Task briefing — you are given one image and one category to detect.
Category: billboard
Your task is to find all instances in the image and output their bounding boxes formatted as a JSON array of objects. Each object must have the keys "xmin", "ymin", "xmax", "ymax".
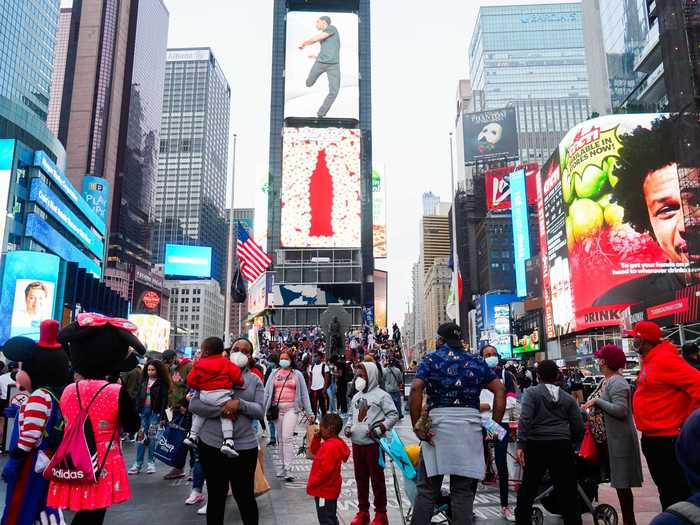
[
  {"xmin": 0, "ymin": 140, "xmax": 15, "ymax": 258},
  {"xmin": 82, "ymin": 176, "xmax": 110, "ymax": 224},
  {"xmin": 374, "ymin": 270, "xmax": 387, "ymax": 329},
  {"xmin": 462, "ymin": 108, "xmax": 519, "ymax": 165},
  {"xmin": 0, "ymin": 251, "xmax": 60, "ymax": 343},
  {"xmin": 131, "ymin": 266, "xmax": 165, "ymax": 316},
  {"xmin": 492, "ymin": 304, "xmax": 512, "ymax": 358},
  {"xmin": 538, "ymin": 114, "xmax": 700, "ymax": 336},
  {"xmin": 285, "ymin": 11, "xmax": 358, "ymax": 119},
  {"xmin": 372, "ymin": 168, "xmax": 387, "ymax": 258},
  {"xmin": 511, "ymin": 168, "xmax": 531, "ymax": 298},
  {"xmin": 281, "ymin": 127, "xmax": 361, "ymax": 248},
  {"xmin": 485, "ymin": 163, "xmax": 539, "ymax": 211},
  {"xmin": 129, "ymin": 314, "xmax": 171, "ymax": 353},
  {"xmin": 164, "ymin": 244, "xmax": 212, "ymax": 278},
  {"xmin": 248, "ymin": 272, "xmax": 273, "ymax": 318}
]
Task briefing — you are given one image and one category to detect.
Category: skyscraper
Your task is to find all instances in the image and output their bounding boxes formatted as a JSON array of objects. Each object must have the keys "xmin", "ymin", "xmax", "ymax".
[
  {"xmin": 152, "ymin": 48, "xmax": 230, "ymax": 287},
  {"xmin": 47, "ymin": 7, "xmax": 71, "ymax": 137}
]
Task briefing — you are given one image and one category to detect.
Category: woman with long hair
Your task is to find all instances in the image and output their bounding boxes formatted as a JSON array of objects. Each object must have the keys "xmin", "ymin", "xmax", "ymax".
[
  {"xmin": 129, "ymin": 359, "xmax": 172, "ymax": 474},
  {"xmin": 263, "ymin": 351, "xmax": 313, "ymax": 481}
]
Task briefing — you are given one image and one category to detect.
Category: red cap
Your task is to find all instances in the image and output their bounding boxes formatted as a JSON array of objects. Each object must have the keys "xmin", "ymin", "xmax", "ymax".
[
  {"xmin": 37, "ymin": 320, "xmax": 63, "ymax": 349},
  {"xmin": 623, "ymin": 320, "xmax": 662, "ymax": 344},
  {"xmin": 593, "ymin": 344, "xmax": 626, "ymax": 371}
]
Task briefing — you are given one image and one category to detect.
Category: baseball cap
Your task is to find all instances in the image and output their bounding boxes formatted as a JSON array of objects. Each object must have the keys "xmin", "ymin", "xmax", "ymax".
[
  {"xmin": 593, "ymin": 344, "xmax": 626, "ymax": 371},
  {"xmin": 623, "ymin": 321, "xmax": 662, "ymax": 344},
  {"xmin": 437, "ymin": 322, "xmax": 462, "ymax": 344}
]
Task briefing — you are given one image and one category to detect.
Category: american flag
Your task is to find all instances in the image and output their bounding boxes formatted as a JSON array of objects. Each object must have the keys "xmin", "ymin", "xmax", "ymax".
[{"xmin": 236, "ymin": 222, "xmax": 271, "ymax": 283}]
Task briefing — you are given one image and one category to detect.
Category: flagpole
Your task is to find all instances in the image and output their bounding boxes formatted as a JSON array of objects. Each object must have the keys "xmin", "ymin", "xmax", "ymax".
[
  {"xmin": 449, "ymin": 132, "xmax": 460, "ymax": 328},
  {"xmin": 224, "ymin": 133, "xmax": 238, "ymax": 347}
]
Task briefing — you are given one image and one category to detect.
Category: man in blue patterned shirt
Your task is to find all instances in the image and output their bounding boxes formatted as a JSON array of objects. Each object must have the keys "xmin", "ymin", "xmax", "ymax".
[{"xmin": 409, "ymin": 322, "xmax": 505, "ymax": 525}]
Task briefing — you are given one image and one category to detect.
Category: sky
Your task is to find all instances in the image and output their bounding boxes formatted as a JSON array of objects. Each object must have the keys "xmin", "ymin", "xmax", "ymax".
[{"xmin": 62, "ymin": 0, "xmax": 571, "ymax": 327}]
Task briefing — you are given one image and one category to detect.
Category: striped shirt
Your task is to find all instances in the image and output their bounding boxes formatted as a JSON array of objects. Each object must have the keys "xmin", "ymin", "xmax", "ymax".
[{"xmin": 17, "ymin": 389, "xmax": 53, "ymax": 451}]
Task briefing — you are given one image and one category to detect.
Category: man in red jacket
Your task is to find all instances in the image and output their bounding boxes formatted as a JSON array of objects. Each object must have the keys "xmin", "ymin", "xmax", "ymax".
[
  {"xmin": 627, "ymin": 321, "xmax": 700, "ymax": 509},
  {"xmin": 307, "ymin": 413, "xmax": 350, "ymax": 525}
]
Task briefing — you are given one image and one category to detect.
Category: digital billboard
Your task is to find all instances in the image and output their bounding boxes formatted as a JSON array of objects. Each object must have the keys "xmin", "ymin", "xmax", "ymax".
[
  {"xmin": 537, "ymin": 114, "xmax": 700, "ymax": 336},
  {"xmin": 285, "ymin": 11, "xmax": 358, "ymax": 119},
  {"xmin": 248, "ymin": 271, "xmax": 273, "ymax": 318},
  {"xmin": 492, "ymin": 304, "xmax": 512, "ymax": 358},
  {"xmin": 510, "ymin": 168, "xmax": 531, "ymax": 298},
  {"xmin": 374, "ymin": 270, "xmax": 387, "ymax": 329},
  {"xmin": 164, "ymin": 244, "xmax": 212, "ymax": 278},
  {"xmin": 372, "ymin": 168, "xmax": 387, "ymax": 258},
  {"xmin": 281, "ymin": 127, "xmax": 361, "ymax": 248},
  {"xmin": 132, "ymin": 266, "xmax": 165, "ymax": 316},
  {"xmin": 129, "ymin": 314, "xmax": 171, "ymax": 353},
  {"xmin": 82, "ymin": 176, "xmax": 110, "ymax": 223},
  {"xmin": 484, "ymin": 163, "xmax": 539, "ymax": 211},
  {"xmin": 462, "ymin": 108, "xmax": 519, "ymax": 166},
  {"xmin": 0, "ymin": 140, "xmax": 15, "ymax": 258},
  {"xmin": 0, "ymin": 251, "xmax": 60, "ymax": 343}
]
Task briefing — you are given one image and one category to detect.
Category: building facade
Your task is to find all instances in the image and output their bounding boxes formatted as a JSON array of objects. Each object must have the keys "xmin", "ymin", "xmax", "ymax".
[
  {"xmin": 424, "ymin": 257, "xmax": 451, "ymax": 351},
  {"xmin": 411, "ymin": 261, "xmax": 424, "ymax": 350},
  {"xmin": 152, "ymin": 48, "xmax": 230, "ymax": 288},
  {"xmin": 47, "ymin": 7, "xmax": 71, "ymax": 136},
  {"xmin": 165, "ymin": 278, "xmax": 225, "ymax": 350},
  {"xmin": 420, "ymin": 213, "xmax": 451, "ymax": 278}
]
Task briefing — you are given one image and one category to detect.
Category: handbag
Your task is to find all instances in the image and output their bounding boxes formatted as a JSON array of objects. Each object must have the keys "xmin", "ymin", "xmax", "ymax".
[
  {"xmin": 305, "ymin": 423, "xmax": 319, "ymax": 459},
  {"xmin": 154, "ymin": 420, "xmax": 188, "ymax": 467},
  {"xmin": 587, "ymin": 380, "xmax": 607, "ymax": 444},
  {"xmin": 579, "ymin": 423, "xmax": 600, "ymax": 465},
  {"xmin": 254, "ymin": 456, "xmax": 271, "ymax": 497},
  {"xmin": 267, "ymin": 370, "xmax": 291, "ymax": 421}
]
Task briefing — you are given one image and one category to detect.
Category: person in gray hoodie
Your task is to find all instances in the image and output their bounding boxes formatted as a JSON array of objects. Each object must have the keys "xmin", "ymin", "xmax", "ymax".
[
  {"xmin": 514, "ymin": 360, "xmax": 585, "ymax": 525},
  {"xmin": 343, "ymin": 361, "xmax": 399, "ymax": 525}
]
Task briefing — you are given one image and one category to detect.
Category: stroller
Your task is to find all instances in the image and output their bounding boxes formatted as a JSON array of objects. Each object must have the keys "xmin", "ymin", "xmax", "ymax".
[{"xmin": 530, "ymin": 456, "xmax": 618, "ymax": 525}]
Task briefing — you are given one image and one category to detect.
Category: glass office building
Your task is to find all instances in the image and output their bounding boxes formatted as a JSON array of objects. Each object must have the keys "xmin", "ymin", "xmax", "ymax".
[{"xmin": 152, "ymin": 48, "xmax": 230, "ymax": 288}]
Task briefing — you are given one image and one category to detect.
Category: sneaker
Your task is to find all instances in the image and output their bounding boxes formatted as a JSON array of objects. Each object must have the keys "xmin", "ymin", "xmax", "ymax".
[
  {"xmin": 185, "ymin": 491, "xmax": 205, "ymax": 505},
  {"xmin": 128, "ymin": 464, "xmax": 141, "ymax": 475},
  {"xmin": 349, "ymin": 512, "xmax": 371, "ymax": 525},
  {"xmin": 267, "ymin": 439, "xmax": 277, "ymax": 447},
  {"xmin": 220, "ymin": 439, "xmax": 239, "ymax": 458},
  {"xmin": 163, "ymin": 468, "xmax": 185, "ymax": 480},
  {"xmin": 276, "ymin": 467, "xmax": 286, "ymax": 479},
  {"xmin": 501, "ymin": 507, "xmax": 516, "ymax": 522},
  {"xmin": 146, "ymin": 463, "xmax": 156, "ymax": 474},
  {"xmin": 370, "ymin": 512, "xmax": 388, "ymax": 525},
  {"xmin": 284, "ymin": 474, "xmax": 295, "ymax": 482},
  {"xmin": 197, "ymin": 503, "xmax": 207, "ymax": 515},
  {"xmin": 183, "ymin": 432, "xmax": 199, "ymax": 448}
]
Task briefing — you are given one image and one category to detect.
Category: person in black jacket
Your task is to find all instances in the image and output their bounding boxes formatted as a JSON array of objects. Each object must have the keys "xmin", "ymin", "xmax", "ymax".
[{"xmin": 129, "ymin": 359, "xmax": 172, "ymax": 474}]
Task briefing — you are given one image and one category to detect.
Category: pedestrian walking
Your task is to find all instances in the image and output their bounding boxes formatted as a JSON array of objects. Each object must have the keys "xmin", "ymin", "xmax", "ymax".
[
  {"xmin": 162, "ymin": 349, "xmax": 193, "ymax": 480},
  {"xmin": 263, "ymin": 351, "xmax": 313, "ymax": 481},
  {"xmin": 514, "ymin": 360, "xmax": 585, "ymax": 525},
  {"xmin": 188, "ymin": 355, "xmax": 265, "ymax": 525},
  {"xmin": 309, "ymin": 352, "xmax": 331, "ymax": 418},
  {"xmin": 627, "ymin": 321, "xmax": 700, "ymax": 509},
  {"xmin": 307, "ymin": 413, "xmax": 351, "ymax": 525},
  {"xmin": 129, "ymin": 360, "xmax": 171, "ymax": 474},
  {"xmin": 383, "ymin": 358, "xmax": 404, "ymax": 419},
  {"xmin": 344, "ymin": 361, "xmax": 399, "ymax": 525},
  {"xmin": 582, "ymin": 344, "xmax": 643, "ymax": 525},
  {"xmin": 409, "ymin": 322, "xmax": 505, "ymax": 525}
]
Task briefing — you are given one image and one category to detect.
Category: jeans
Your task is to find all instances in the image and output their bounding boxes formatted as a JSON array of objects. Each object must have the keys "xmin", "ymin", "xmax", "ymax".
[
  {"xmin": 492, "ymin": 424, "xmax": 510, "ymax": 508},
  {"xmin": 327, "ymin": 381, "xmax": 337, "ymax": 413},
  {"xmin": 171, "ymin": 411, "xmax": 192, "ymax": 470},
  {"xmin": 268, "ymin": 420, "xmax": 277, "ymax": 443},
  {"xmin": 641, "ymin": 435, "xmax": 691, "ymax": 509},
  {"xmin": 352, "ymin": 442, "xmax": 387, "ymax": 513},
  {"xmin": 305, "ymin": 61, "xmax": 340, "ymax": 117},
  {"xmin": 515, "ymin": 440, "xmax": 581, "ymax": 525},
  {"xmin": 198, "ymin": 443, "xmax": 258, "ymax": 525},
  {"xmin": 389, "ymin": 391, "xmax": 403, "ymax": 419},
  {"xmin": 315, "ymin": 497, "xmax": 339, "ymax": 525},
  {"xmin": 410, "ymin": 456, "xmax": 476, "ymax": 525},
  {"xmin": 192, "ymin": 448, "xmax": 205, "ymax": 491},
  {"xmin": 135, "ymin": 407, "xmax": 160, "ymax": 467}
]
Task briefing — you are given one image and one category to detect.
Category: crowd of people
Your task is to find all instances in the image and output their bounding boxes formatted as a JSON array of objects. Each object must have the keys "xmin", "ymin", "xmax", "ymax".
[{"xmin": 2, "ymin": 315, "xmax": 700, "ymax": 525}]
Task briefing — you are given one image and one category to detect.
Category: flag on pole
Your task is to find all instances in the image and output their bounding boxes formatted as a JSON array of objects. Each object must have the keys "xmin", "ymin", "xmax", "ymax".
[
  {"xmin": 446, "ymin": 255, "xmax": 462, "ymax": 321},
  {"xmin": 236, "ymin": 222, "xmax": 271, "ymax": 283}
]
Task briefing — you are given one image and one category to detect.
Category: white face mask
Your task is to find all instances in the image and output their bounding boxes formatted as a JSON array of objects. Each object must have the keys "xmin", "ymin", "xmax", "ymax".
[
  {"xmin": 355, "ymin": 377, "xmax": 367, "ymax": 393},
  {"xmin": 231, "ymin": 351, "xmax": 249, "ymax": 368}
]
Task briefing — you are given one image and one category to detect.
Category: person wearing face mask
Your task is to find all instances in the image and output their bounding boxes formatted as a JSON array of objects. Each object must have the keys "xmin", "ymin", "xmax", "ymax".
[
  {"xmin": 626, "ymin": 321, "xmax": 700, "ymax": 510},
  {"xmin": 478, "ymin": 345, "xmax": 518, "ymax": 521},
  {"xmin": 309, "ymin": 351, "xmax": 331, "ymax": 418},
  {"xmin": 581, "ymin": 344, "xmax": 642, "ymax": 525},
  {"xmin": 263, "ymin": 351, "xmax": 313, "ymax": 481}
]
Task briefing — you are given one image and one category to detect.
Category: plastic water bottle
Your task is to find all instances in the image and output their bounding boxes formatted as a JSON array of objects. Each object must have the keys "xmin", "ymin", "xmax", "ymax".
[{"xmin": 482, "ymin": 417, "xmax": 508, "ymax": 441}]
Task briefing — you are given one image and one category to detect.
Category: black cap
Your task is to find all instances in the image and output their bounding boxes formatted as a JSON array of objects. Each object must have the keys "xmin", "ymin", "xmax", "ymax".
[
  {"xmin": 162, "ymin": 350, "xmax": 177, "ymax": 362},
  {"xmin": 437, "ymin": 322, "xmax": 461, "ymax": 345}
]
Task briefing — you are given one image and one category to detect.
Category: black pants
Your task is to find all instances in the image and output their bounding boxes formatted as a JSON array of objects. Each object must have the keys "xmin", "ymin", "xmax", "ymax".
[
  {"xmin": 515, "ymin": 440, "xmax": 582, "ymax": 525},
  {"xmin": 310, "ymin": 389, "xmax": 327, "ymax": 417},
  {"xmin": 198, "ymin": 442, "xmax": 259, "ymax": 525},
  {"xmin": 314, "ymin": 497, "xmax": 339, "ymax": 525},
  {"xmin": 336, "ymin": 384, "xmax": 348, "ymax": 413},
  {"xmin": 72, "ymin": 509, "xmax": 107, "ymax": 525},
  {"xmin": 641, "ymin": 435, "xmax": 691, "ymax": 510}
]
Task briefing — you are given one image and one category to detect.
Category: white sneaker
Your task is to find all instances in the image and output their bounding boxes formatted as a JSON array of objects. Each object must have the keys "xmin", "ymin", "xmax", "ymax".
[
  {"xmin": 183, "ymin": 432, "xmax": 199, "ymax": 448},
  {"xmin": 128, "ymin": 464, "xmax": 140, "ymax": 475},
  {"xmin": 197, "ymin": 503, "xmax": 207, "ymax": 515},
  {"xmin": 276, "ymin": 466, "xmax": 286, "ymax": 478},
  {"xmin": 185, "ymin": 491, "xmax": 205, "ymax": 505},
  {"xmin": 501, "ymin": 507, "xmax": 516, "ymax": 522},
  {"xmin": 220, "ymin": 439, "xmax": 239, "ymax": 458},
  {"xmin": 146, "ymin": 463, "xmax": 156, "ymax": 474}
]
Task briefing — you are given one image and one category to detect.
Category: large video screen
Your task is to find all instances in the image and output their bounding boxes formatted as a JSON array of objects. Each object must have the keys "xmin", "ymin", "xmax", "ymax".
[
  {"xmin": 281, "ymin": 127, "xmax": 361, "ymax": 248},
  {"xmin": 538, "ymin": 114, "xmax": 700, "ymax": 335},
  {"xmin": 372, "ymin": 168, "xmax": 387, "ymax": 258},
  {"xmin": 285, "ymin": 11, "xmax": 358, "ymax": 119},
  {"xmin": 129, "ymin": 314, "xmax": 171, "ymax": 353},
  {"xmin": 164, "ymin": 244, "xmax": 212, "ymax": 278}
]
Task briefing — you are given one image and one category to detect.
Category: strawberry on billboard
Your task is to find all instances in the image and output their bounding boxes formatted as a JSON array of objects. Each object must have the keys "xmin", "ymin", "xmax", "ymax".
[
  {"xmin": 485, "ymin": 163, "xmax": 539, "ymax": 211},
  {"xmin": 538, "ymin": 114, "xmax": 700, "ymax": 336}
]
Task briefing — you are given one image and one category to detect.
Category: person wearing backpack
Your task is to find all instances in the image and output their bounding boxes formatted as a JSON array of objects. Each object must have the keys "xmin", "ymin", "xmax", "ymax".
[
  {"xmin": 48, "ymin": 314, "xmax": 143, "ymax": 525},
  {"xmin": 650, "ymin": 408, "xmax": 700, "ymax": 525},
  {"xmin": 1, "ymin": 321, "xmax": 71, "ymax": 525}
]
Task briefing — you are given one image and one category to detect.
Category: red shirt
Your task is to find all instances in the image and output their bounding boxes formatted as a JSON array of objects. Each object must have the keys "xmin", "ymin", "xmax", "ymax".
[
  {"xmin": 187, "ymin": 354, "xmax": 243, "ymax": 391},
  {"xmin": 633, "ymin": 340, "xmax": 700, "ymax": 436},
  {"xmin": 250, "ymin": 366, "xmax": 264, "ymax": 381},
  {"xmin": 306, "ymin": 435, "xmax": 350, "ymax": 500}
]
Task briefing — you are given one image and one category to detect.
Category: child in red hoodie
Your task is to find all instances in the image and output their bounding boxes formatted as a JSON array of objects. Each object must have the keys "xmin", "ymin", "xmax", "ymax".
[
  {"xmin": 184, "ymin": 337, "xmax": 243, "ymax": 457},
  {"xmin": 307, "ymin": 413, "xmax": 351, "ymax": 525}
]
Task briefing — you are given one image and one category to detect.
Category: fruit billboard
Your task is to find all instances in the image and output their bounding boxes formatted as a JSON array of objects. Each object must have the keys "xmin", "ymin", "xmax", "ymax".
[{"xmin": 538, "ymin": 114, "xmax": 700, "ymax": 336}]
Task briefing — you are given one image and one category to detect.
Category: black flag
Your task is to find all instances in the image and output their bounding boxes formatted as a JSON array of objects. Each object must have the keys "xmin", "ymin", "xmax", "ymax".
[{"xmin": 231, "ymin": 267, "xmax": 247, "ymax": 303}]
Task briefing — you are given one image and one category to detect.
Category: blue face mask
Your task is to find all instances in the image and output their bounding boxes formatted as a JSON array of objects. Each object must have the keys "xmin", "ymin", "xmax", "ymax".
[{"xmin": 485, "ymin": 356, "xmax": 499, "ymax": 368}]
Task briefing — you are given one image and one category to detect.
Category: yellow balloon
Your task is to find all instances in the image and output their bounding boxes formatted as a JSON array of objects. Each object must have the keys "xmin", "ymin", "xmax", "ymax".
[{"xmin": 405, "ymin": 443, "xmax": 421, "ymax": 466}]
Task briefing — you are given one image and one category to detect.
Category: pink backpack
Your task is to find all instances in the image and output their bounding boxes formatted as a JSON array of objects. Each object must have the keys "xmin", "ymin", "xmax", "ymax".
[{"xmin": 44, "ymin": 381, "xmax": 117, "ymax": 484}]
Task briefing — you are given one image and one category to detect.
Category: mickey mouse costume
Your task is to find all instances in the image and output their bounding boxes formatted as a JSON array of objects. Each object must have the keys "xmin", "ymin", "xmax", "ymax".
[{"xmin": 1, "ymin": 319, "xmax": 71, "ymax": 525}]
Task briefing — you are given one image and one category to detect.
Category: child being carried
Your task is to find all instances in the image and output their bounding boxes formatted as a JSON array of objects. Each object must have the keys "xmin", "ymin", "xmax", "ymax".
[{"xmin": 185, "ymin": 337, "xmax": 244, "ymax": 458}]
